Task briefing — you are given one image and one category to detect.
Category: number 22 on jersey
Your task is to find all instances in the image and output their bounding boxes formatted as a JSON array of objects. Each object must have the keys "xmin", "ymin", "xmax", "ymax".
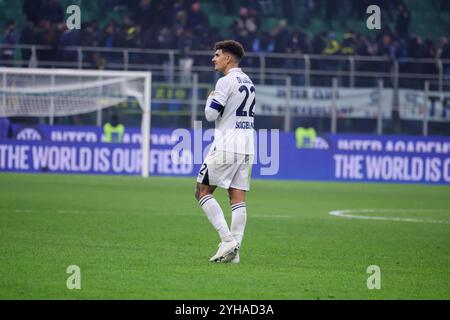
[{"xmin": 236, "ymin": 85, "xmax": 255, "ymax": 117}]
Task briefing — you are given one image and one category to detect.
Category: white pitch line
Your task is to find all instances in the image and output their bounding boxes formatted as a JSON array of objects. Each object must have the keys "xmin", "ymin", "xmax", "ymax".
[{"xmin": 329, "ymin": 209, "xmax": 450, "ymax": 224}]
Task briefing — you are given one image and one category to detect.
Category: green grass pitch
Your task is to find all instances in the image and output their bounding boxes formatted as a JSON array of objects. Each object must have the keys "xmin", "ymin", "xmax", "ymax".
[{"xmin": 0, "ymin": 173, "xmax": 449, "ymax": 299}]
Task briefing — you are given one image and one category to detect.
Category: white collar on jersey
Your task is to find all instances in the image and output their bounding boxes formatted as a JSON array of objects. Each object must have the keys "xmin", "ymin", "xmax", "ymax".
[{"xmin": 226, "ymin": 67, "xmax": 242, "ymax": 74}]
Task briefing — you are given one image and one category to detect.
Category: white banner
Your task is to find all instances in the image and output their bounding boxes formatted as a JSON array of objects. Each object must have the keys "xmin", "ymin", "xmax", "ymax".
[
  {"xmin": 399, "ymin": 89, "xmax": 450, "ymax": 122},
  {"xmin": 257, "ymin": 86, "xmax": 393, "ymax": 118}
]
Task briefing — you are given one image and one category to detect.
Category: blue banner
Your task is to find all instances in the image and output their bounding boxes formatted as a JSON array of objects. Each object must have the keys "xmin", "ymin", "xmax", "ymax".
[{"xmin": 1, "ymin": 125, "xmax": 450, "ymax": 185}]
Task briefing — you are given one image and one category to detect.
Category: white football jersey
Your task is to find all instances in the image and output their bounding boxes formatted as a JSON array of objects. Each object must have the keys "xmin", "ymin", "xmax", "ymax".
[{"xmin": 205, "ymin": 67, "xmax": 255, "ymax": 155}]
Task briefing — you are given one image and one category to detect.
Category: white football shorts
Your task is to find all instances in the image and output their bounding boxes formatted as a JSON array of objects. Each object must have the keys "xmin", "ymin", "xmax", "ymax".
[{"xmin": 196, "ymin": 150, "xmax": 253, "ymax": 191}]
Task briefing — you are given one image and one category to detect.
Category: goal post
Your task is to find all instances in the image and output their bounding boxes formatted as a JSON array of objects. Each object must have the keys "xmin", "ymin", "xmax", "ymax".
[{"xmin": 0, "ymin": 67, "xmax": 152, "ymax": 177}]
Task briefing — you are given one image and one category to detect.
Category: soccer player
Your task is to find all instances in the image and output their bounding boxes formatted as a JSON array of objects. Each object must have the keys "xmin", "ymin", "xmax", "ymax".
[{"xmin": 195, "ymin": 40, "xmax": 256, "ymax": 263}]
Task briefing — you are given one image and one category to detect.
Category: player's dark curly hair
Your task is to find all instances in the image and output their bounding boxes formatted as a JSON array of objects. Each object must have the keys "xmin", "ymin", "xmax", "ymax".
[{"xmin": 214, "ymin": 40, "xmax": 245, "ymax": 62}]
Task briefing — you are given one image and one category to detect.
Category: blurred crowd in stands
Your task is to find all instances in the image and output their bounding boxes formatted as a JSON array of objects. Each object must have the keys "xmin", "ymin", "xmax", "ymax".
[
  {"xmin": 1, "ymin": 0, "xmax": 450, "ymax": 87},
  {"xmin": 1, "ymin": 0, "xmax": 449, "ymax": 134}
]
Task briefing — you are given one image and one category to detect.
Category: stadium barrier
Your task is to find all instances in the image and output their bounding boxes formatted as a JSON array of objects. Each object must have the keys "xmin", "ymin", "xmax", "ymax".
[{"xmin": 1, "ymin": 44, "xmax": 448, "ymax": 90}]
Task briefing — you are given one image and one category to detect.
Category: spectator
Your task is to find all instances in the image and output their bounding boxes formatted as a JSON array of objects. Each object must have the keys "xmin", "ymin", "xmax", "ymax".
[
  {"xmin": 2, "ymin": 21, "xmax": 16, "ymax": 65},
  {"xmin": 250, "ymin": 31, "xmax": 274, "ymax": 69},
  {"xmin": 286, "ymin": 28, "xmax": 310, "ymax": 85},
  {"xmin": 394, "ymin": 37, "xmax": 408, "ymax": 60},
  {"xmin": 340, "ymin": 30, "xmax": 358, "ymax": 86},
  {"xmin": 177, "ymin": 28, "xmax": 199, "ymax": 54},
  {"xmin": 377, "ymin": 33, "xmax": 396, "ymax": 60},
  {"xmin": 186, "ymin": 2, "xmax": 209, "ymax": 31},
  {"xmin": 311, "ymin": 32, "xmax": 326, "ymax": 55},
  {"xmin": 423, "ymin": 39, "xmax": 438, "ymax": 76},
  {"xmin": 321, "ymin": 32, "xmax": 341, "ymax": 85},
  {"xmin": 57, "ymin": 23, "xmax": 79, "ymax": 64},
  {"xmin": 20, "ymin": 20, "xmax": 37, "ymax": 67},
  {"xmin": 9, "ymin": 0, "xmax": 449, "ymax": 91},
  {"xmin": 170, "ymin": 0, "xmax": 189, "ymax": 26},
  {"xmin": 322, "ymin": 32, "xmax": 340, "ymax": 56},
  {"xmin": 36, "ymin": 19, "xmax": 60, "ymax": 66},
  {"xmin": 269, "ymin": 19, "xmax": 290, "ymax": 70},
  {"xmin": 120, "ymin": 16, "xmax": 141, "ymax": 48},
  {"xmin": 247, "ymin": 8, "xmax": 260, "ymax": 38},
  {"xmin": 310, "ymin": 32, "xmax": 326, "ymax": 85},
  {"xmin": 437, "ymin": 37, "xmax": 449, "ymax": 59},
  {"xmin": 155, "ymin": 27, "xmax": 176, "ymax": 50},
  {"xmin": 286, "ymin": 28, "xmax": 309, "ymax": 55},
  {"xmin": 154, "ymin": 26, "xmax": 176, "ymax": 74},
  {"xmin": 374, "ymin": 33, "xmax": 396, "ymax": 84},
  {"xmin": 177, "ymin": 29, "xmax": 197, "ymax": 83},
  {"xmin": 78, "ymin": 21, "xmax": 102, "ymax": 68},
  {"xmin": 341, "ymin": 31, "xmax": 356, "ymax": 56},
  {"xmin": 100, "ymin": 21, "xmax": 120, "ymax": 66},
  {"xmin": 353, "ymin": 33, "xmax": 369, "ymax": 56},
  {"xmin": 81, "ymin": 20, "xmax": 101, "ymax": 48},
  {"xmin": 405, "ymin": 34, "xmax": 428, "ymax": 88},
  {"xmin": 252, "ymin": 31, "xmax": 274, "ymax": 53},
  {"xmin": 173, "ymin": 9, "xmax": 188, "ymax": 35},
  {"xmin": 271, "ymin": 19, "xmax": 290, "ymax": 53},
  {"xmin": 407, "ymin": 35, "xmax": 426, "ymax": 60},
  {"xmin": 232, "ymin": 7, "xmax": 259, "ymax": 50},
  {"xmin": 353, "ymin": 32, "xmax": 377, "ymax": 86}
]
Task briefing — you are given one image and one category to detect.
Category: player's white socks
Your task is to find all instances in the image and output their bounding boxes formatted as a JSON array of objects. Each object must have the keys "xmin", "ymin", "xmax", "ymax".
[
  {"xmin": 199, "ymin": 195, "xmax": 232, "ymax": 242},
  {"xmin": 231, "ymin": 202, "xmax": 247, "ymax": 245}
]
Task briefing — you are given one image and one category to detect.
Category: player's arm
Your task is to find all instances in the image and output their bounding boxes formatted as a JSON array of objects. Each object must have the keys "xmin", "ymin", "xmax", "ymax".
[
  {"xmin": 204, "ymin": 93, "xmax": 224, "ymax": 122},
  {"xmin": 204, "ymin": 78, "xmax": 229, "ymax": 122}
]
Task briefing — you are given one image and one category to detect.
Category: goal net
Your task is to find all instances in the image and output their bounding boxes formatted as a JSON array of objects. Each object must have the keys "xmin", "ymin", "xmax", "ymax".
[{"xmin": 0, "ymin": 67, "xmax": 151, "ymax": 177}]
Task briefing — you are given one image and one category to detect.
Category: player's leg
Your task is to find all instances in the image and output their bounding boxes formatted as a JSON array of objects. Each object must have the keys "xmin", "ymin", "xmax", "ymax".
[
  {"xmin": 227, "ymin": 154, "xmax": 252, "ymax": 263},
  {"xmin": 196, "ymin": 151, "xmax": 239, "ymax": 262},
  {"xmin": 195, "ymin": 182, "xmax": 233, "ymax": 242},
  {"xmin": 196, "ymin": 182, "xmax": 239, "ymax": 262},
  {"xmin": 228, "ymin": 188, "xmax": 247, "ymax": 264},
  {"xmin": 195, "ymin": 182, "xmax": 216, "ymax": 201},
  {"xmin": 228, "ymin": 187, "xmax": 247, "ymax": 245}
]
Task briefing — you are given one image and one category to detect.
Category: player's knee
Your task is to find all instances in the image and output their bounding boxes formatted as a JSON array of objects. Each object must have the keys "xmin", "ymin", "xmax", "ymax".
[
  {"xmin": 228, "ymin": 188, "xmax": 244, "ymax": 204},
  {"xmin": 194, "ymin": 187, "xmax": 201, "ymax": 201},
  {"xmin": 228, "ymin": 194, "xmax": 238, "ymax": 205},
  {"xmin": 195, "ymin": 185, "xmax": 208, "ymax": 201}
]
